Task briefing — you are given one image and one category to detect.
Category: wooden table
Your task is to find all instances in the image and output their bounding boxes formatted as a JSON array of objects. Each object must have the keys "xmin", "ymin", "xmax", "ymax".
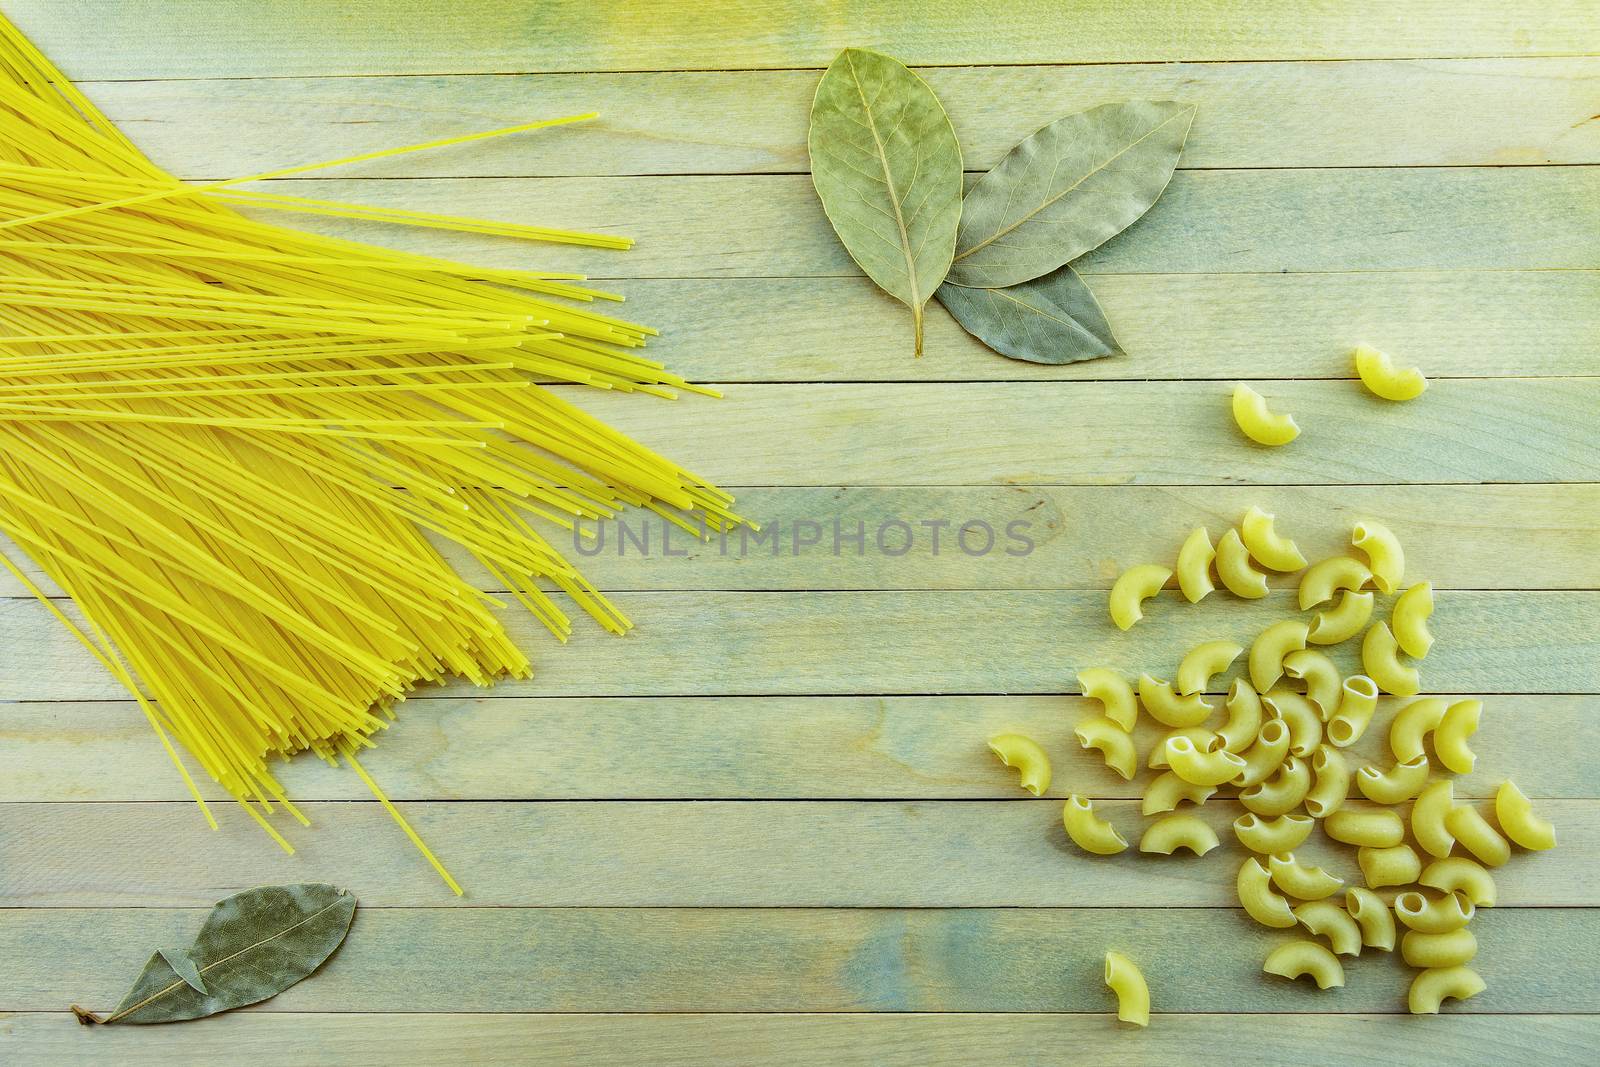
[{"xmin": 2, "ymin": 2, "xmax": 1597, "ymax": 1062}]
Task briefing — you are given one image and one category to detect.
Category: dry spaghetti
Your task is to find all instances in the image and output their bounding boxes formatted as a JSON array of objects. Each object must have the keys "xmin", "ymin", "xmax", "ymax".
[{"xmin": 0, "ymin": 15, "xmax": 744, "ymax": 892}]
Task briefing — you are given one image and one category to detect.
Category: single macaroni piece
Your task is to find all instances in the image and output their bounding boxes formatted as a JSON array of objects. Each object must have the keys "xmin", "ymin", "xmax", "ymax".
[
  {"xmin": 1215, "ymin": 529, "xmax": 1269, "ymax": 599},
  {"xmin": 1078, "ymin": 668, "xmax": 1139, "ymax": 731},
  {"xmin": 1138, "ymin": 674, "xmax": 1214, "ymax": 728},
  {"xmin": 1419, "ymin": 857, "xmax": 1496, "ymax": 907},
  {"xmin": 1263, "ymin": 690, "xmax": 1321, "ymax": 757},
  {"xmin": 1308, "ymin": 589, "xmax": 1374, "ymax": 646},
  {"xmin": 1356, "ymin": 754, "xmax": 1430, "ymax": 805},
  {"xmin": 1326, "ymin": 675, "xmax": 1380, "ymax": 747},
  {"xmin": 1359, "ymin": 844, "xmax": 1421, "ymax": 889},
  {"xmin": 1298, "ymin": 555, "xmax": 1372, "ymax": 610},
  {"xmin": 1434, "ymin": 699, "xmax": 1481, "ymax": 775},
  {"xmin": 1241, "ymin": 756, "xmax": 1310, "ymax": 817},
  {"xmin": 1263, "ymin": 941, "xmax": 1344, "ymax": 989},
  {"xmin": 1351, "ymin": 520, "xmax": 1404, "ymax": 594},
  {"xmin": 1103, "ymin": 951, "xmax": 1150, "ymax": 1027},
  {"xmin": 1362, "ymin": 622, "xmax": 1419, "ymax": 696},
  {"xmin": 1402, "ymin": 928, "xmax": 1477, "ymax": 969},
  {"xmin": 1324, "ymin": 808, "xmax": 1405, "ymax": 848},
  {"xmin": 1345, "ymin": 887, "xmax": 1396, "ymax": 951},
  {"xmin": 1282, "ymin": 649, "xmax": 1340, "ymax": 718},
  {"xmin": 1175, "ymin": 527, "xmax": 1217, "ymax": 604},
  {"xmin": 1389, "ymin": 697, "xmax": 1447, "ymax": 762},
  {"xmin": 1394, "ymin": 890, "xmax": 1475, "ymax": 934},
  {"xmin": 1176, "ymin": 639, "xmax": 1243, "ymax": 696},
  {"xmin": 1075, "ymin": 717, "xmax": 1138, "ymax": 780},
  {"xmin": 1355, "ymin": 344, "xmax": 1427, "ymax": 402},
  {"xmin": 1062, "ymin": 794, "xmax": 1129, "ymax": 855},
  {"xmin": 1142, "ymin": 770, "xmax": 1217, "ymax": 815},
  {"xmin": 1495, "ymin": 779, "xmax": 1556, "ymax": 851},
  {"xmin": 1444, "ymin": 804, "xmax": 1510, "ymax": 867},
  {"xmin": 1412, "ymin": 780, "xmax": 1457, "ymax": 859},
  {"xmin": 1408, "ymin": 966, "xmax": 1485, "ymax": 1015},
  {"xmin": 1238, "ymin": 856, "xmax": 1298, "ymax": 928},
  {"xmin": 1109, "ymin": 564, "xmax": 1171, "ymax": 631},
  {"xmin": 988, "ymin": 734, "xmax": 1051, "ymax": 795},
  {"xmin": 1232, "ymin": 383, "xmax": 1300, "ymax": 446},
  {"xmin": 1250, "ymin": 620, "xmax": 1309, "ymax": 693},
  {"xmin": 1240, "ymin": 506, "xmax": 1308, "ymax": 571},
  {"xmin": 1233, "ymin": 812, "xmax": 1314, "ymax": 854},
  {"xmin": 1303, "ymin": 745, "xmax": 1350, "ymax": 819},
  {"xmin": 1218, "ymin": 679, "xmax": 1264, "ymax": 752},
  {"xmin": 1165, "ymin": 736, "xmax": 1247, "ymax": 788},
  {"xmin": 1140, "ymin": 813, "xmax": 1220, "ymax": 857},
  {"xmin": 1269, "ymin": 852, "xmax": 1345, "ymax": 900},
  {"xmin": 1149, "ymin": 726, "xmax": 1218, "ymax": 770},
  {"xmin": 1294, "ymin": 899, "xmax": 1363, "ymax": 956},
  {"xmin": 1234, "ymin": 718, "xmax": 1291, "ymax": 787},
  {"xmin": 1390, "ymin": 582, "xmax": 1435, "ymax": 659}
]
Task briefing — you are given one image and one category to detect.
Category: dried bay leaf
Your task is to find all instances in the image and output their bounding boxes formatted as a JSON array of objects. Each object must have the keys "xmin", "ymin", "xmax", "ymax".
[
  {"xmin": 159, "ymin": 948, "xmax": 207, "ymax": 995},
  {"xmin": 946, "ymin": 101, "xmax": 1196, "ymax": 289},
  {"xmin": 73, "ymin": 883, "xmax": 356, "ymax": 1025},
  {"xmin": 808, "ymin": 48, "xmax": 963, "ymax": 355},
  {"xmin": 937, "ymin": 265, "xmax": 1122, "ymax": 364}
]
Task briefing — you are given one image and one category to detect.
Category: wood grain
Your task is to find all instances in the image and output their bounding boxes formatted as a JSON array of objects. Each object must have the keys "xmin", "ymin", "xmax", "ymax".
[
  {"xmin": 4, "ymin": 907, "xmax": 1595, "ymax": 1012},
  {"xmin": 7, "ymin": 0, "xmax": 1596, "ymax": 78},
  {"xmin": 1, "ymin": 799, "xmax": 1589, "ymax": 908},
  {"xmin": 232, "ymin": 169, "xmax": 1600, "ymax": 277},
  {"xmin": 3, "ymin": 694, "xmax": 1588, "ymax": 803},
  {"xmin": 74, "ymin": 59, "xmax": 1600, "ymax": 179},
  {"xmin": 3, "ymin": 590, "xmax": 1595, "ymax": 701},
  {"xmin": 5, "ymin": 1012, "xmax": 1596, "ymax": 1067}
]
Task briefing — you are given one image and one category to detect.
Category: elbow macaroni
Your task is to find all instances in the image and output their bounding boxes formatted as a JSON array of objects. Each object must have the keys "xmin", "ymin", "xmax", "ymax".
[
  {"xmin": 1354, "ymin": 344, "xmax": 1427, "ymax": 402},
  {"xmin": 1390, "ymin": 581, "xmax": 1435, "ymax": 659},
  {"xmin": 1218, "ymin": 679, "xmax": 1264, "ymax": 752},
  {"xmin": 1298, "ymin": 555, "xmax": 1371, "ymax": 610},
  {"xmin": 1103, "ymin": 951, "xmax": 1150, "ymax": 1027},
  {"xmin": 1351, "ymin": 520, "xmax": 1405, "ymax": 594},
  {"xmin": 1303, "ymin": 745, "xmax": 1350, "ymax": 819},
  {"xmin": 1282, "ymin": 649, "xmax": 1340, "ymax": 719},
  {"xmin": 1362, "ymin": 622, "xmax": 1419, "ymax": 696},
  {"xmin": 1062, "ymin": 794, "xmax": 1129, "ymax": 855},
  {"xmin": 1264, "ymin": 690, "xmax": 1321, "ymax": 757},
  {"xmin": 1235, "ymin": 718, "xmax": 1292, "ymax": 787},
  {"xmin": 1308, "ymin": 589, "xmax": 1374, "ymax": 646},
  {"xmin": 1390, "ymin": 697, "xmax": 1447, "ymax": 762},
  {"xmin": 1434, "ymin": 699, "xmax": 1480, "ymax": 775},
  {"xmin": 1175, "ymin": 527, "xmax": 1217, "ymax": 604},
  {"xmin": 1395, "ymin": 890, "xmax": 1475, "ymax": 934},
  {"xmin": 1165, "ymin": 735, "xmax": 1247, "ymax": 787},
  {"xmin": 1109, "ymin": 564, "xmax": 1171, "ymax": 631},
  {"xmin": 1215, "ymin": 528, "xmax": 1269, "ymax": 599},
  {"xmin": 1142, "ymin": 770, "xmax": 1217, "ymax": 815},
  {"xmin": 1356, "ymin": 754, "xmax": 1430, "ymax": 804},
  {"xmin": 1326, "ymin": 675, "xmax": 1380, "ymax": 747},
  {"xmin": 1324, "ymin": 808, "xmax": 1405, "ymax": 849},
  {"xmin": 1263, "ymin": 941, "xmax": 1344, "ymax": 989},
  {"xmin": 1358, "ymin": 844, "xmax": 1421, "ymax": 889},
  {"xmin": 1408, "ymin": 966, "xmax": 1484, "ymax": 1015},
  {"xmin": 1138, "ymin": 673, "xmax": 1214, "ymax": 728},
  {"xmin": 1148, "ymin": 726, "xmax": 1218, "ymax": 770},
  {"xmin": 1232, "ymin": 383, "xmax": 1300, "ymax": 446},
  {"xmin": 1412, "ymin": 779, "xmax": 1457, "ymax": 859},
  {"xmin": 1402, "ymin": 928, "xmax": 1477, "ymax": 969},
  {"xmin": 1078, "ymin": 668, "xmax": 1138, "ymax": 731},
  {"xmin": 1238, "ymin": 856, "xmax": 1298, "ymax": 928},
  {"xmin": 1140, "ymin": 813, "xmax": 1220, "ymax": 857},
  {"xmin": 1345, "ymin": 887, "xmax": 1397, "ymax": 951},
  {"xmin": 1268, "ymin": 852, "xmax": 1345, "ymax": 900},
  {"xmin": 988, "ymin": 734, "xmax": 1051, "ymax": 795},
  {"xmin": 1420, "ymin": 857, "xmax": 1496, "ymax": 907},
  {"xmin": 1495, "ymin": 779, "xmax": 1556, "ymax": 851},
  {"xmin": 1241, "ymin": 755, "xmax": 1311, "ymax": 817},
  {"xmin": 1176, "ymin": 639, "xmax": 1243, "ymax": 696},
  {"xmin": 1240, "ymin": 506, "xmax": 1307, "ymax": 571},
  {"xmin": 1075, "ymin": 717, "xmax": 1138, "ymax": 781},
  {"xmin": 1294, "ymin": 899, "xmax": 1363, "ymax": 956},
  {"xmin": 1444, "ymin": 804, "xmax": 1510, "ymax": 867},
  {"xmin": 1250, "ymin": 620, "xmax": 1309, "ymax": 693},
  {"xmin": 1233, "ymin": 812, "xmax": 1314, "ymax": 854}
]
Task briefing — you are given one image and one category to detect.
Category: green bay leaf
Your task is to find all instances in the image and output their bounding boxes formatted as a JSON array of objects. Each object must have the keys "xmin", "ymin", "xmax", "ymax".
[
  {"xmin": 947, "ymin": 101, "xmax": 1196, "ymax": 289},
  {"xmin": 808, "ymin": 48, "xmax": 963, "ymax": 355},
  {"xmin": 937, "ymin": 266, "xmax": 1121, "ymax": 364},
  {"xmin": 98, "ymin": 883, "xmax": 356, "ymax": 1025}
]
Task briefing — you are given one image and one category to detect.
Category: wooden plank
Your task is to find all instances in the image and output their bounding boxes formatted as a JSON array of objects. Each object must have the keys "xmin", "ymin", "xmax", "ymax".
[
  {"xmin": 77, "ymin": 59, "xmax": 1600, "ymax": 178},
  {"xmin": 581, "ymin": 380, "xmax": 1600, "ymax": 486},
  {"xmin": 1, "ymin": 799, "xmax": 1590, "ymax": 907},
  {"xmin": 4, "ymin": 907, "xmax": 1595, "ymax": 1013},
  {"xmin": 7, "ymin": 483, "xmax": 1595, "ymax": 597},
  {"xmin": 4, "ymin": 1012, "xmax": 1597, "ymax": 1067},
  {"xmin": 7, "ymin": 1, "xmax": 1596, "ymax": 79},
  {"xmin": 2, "ymin": 694, "xmax": 1592, "ymax": 803},
  {"xmin": 3, "ymin": 589, "xmax": 1595, "ymax": 702},
  {"xmin": 232, "ymin": 169, "xmax": 1600, "ymax": 277}
]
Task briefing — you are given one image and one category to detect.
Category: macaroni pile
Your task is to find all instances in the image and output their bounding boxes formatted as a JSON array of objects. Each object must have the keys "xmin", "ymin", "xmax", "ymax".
[
  {"xmin": 990, "ymin": 508, "xmax": 1556, "ymax": 1022},
  {"xmin": 0, "ymin": 16, "xmax": 742, "ymax": 890}
]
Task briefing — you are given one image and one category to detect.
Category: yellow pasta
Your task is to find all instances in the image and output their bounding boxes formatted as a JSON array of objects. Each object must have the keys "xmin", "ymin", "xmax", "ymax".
[
  {"xmin": 1402, "ymin": 929, "xmax": 1477, "ymax": 969},
  {"xmin": 1345, "ymin": 886, "xmax": 1397, "ymax": 951},
  {"xmin": 1249, "ymin": 620, "xmax": 1309, "ymax": 692},
  {"xmin": 1395, "ymin": 890, "xmax": 1475, "ymax": 934},
  {"xmin": 1109, "ymin": 563, "xmax": 1171, "ymax": 630},
  {"xmin": 1214, "ymin": 528, "xmax": 1269, "ymax": 598},
  {"xmin": 1389, "ymin": 697, "xmax": 1448, "ymax": 762},
  {"xmin": 1358, "ymin": 844, "xmax": 1421, "ymax": 889},
  {"xmin": 1148, "ymin": 726, "xmax": 1219, "ymax": 770},
  {"xmin": 1434, "ymin": 699, "xmax": 1481, "ymax": 774},
  {"xmin": 1264, "ymin": 690, "xmax": 1322, "ymax": 757},
  {"xmin": 1412, "ymin": 779, "xmax": 1458, "ymax": 859},
  {"xmin": 1324, "ymin": 808, "xmax": 1405, "ymax": 849},
  {"xmin": 1494, "ymin": 779, "xmax": 1557, "ymax": 851},
  {"xmin": 1164, "ymin": 735, "xmax": 1247, "ymax": 788},
  {"xmin": 1176, "ymin": 639, "xmax": 1243, "ymax": 696},
  {"xmin": 1234, "ymin": 717, "xmax": 1292, "ymax": 788},
  {"xmin": 1269, "ymin": 852, "xmax": 1345, "ymax": 900},
  {"xmin": 1240, "ymin": 506, "xmax": 1307, "ymax": 571},
  {"xmin": 1142, "ymin": 770, "xmax": 1217, "ymax": 815},
  {"xmin": 1444, "ymin": 804, "xmax": 1511, "ymax": 868},
  {"xmin": 1175, "ymin": 526, "xmax": 1217, "ymax": 603},
  {"xmin": 1262, "ymin": 941, "xmax": 1344, "ymax": 989},
  {"xmin": 1408, "ymin": 966, "xmax": 1485, "ymax": 1015},
  {"xmin": 1351, "ymin": 520, "xmax": 1405, "ymax": 594},
  {"xmin": 1138, "ymin": 673, "xmax": 1214, "ymax": 728},
  {"xmin": 1419, "ymin": 857, "xmax": 1497, "ymax": 907},
  {"xmin": 1356, "ymin": 754, "xmax": 1430, "ymax": 805},
  {"xmin": 1298, "ymin": 555, "xmax": 1371, "ymax": 610},
  {"xmin": 1062, "ymin": 794, "xmax": 1130, "ymax": 855},
  {"xmin": 1281, "ymin": 649, "xmax": 1340, "ymax": 719},
  {"xmin": 1217, "ymin": 679, "xmax": 1265, "ymax": 752},
  {"xmin": 1362, "ymin": 622, "xmax": 1420, "ymax": 696},
  {"xmin": 1075, "ymin": 717, "xmax": 1138, "ymax": 780},
  {"xmin": 1231, "ymin": 383, "xmax": 1300, "ymax": 446},
  {"xmin": 1303, "ymin": 745, "xmax": 1350, "ymax": 819},
  {"xmin": 1233, "ymin": 812, "xmax": 1314, "ymax": 854},
  {"xmin": 1307, "ymin": 589, "xmax": 1374, "ymax": 646},
  {"xmin": 1325, "ymin": 675, "xmax": 1380, "ymax": 748},
  {"xmin": 1240, "ymin": 755, "xmax": 1311, "ymax": 817},
  {"xmin": 1104, "ymin": 951, "xmax": 1150, "ymax": 1027},
  {"xmin": 1077, "ymin": 667, "xmax": 1139, "ymax": 731},
  {"xmin": 1354, "ymin": 344, "xmax": 1428, "ymax": 402},
  {"xmin": 1139, "ymin": 813, "xmax": 1220, "ymax": 857},
  {"xmin": 1293, "ymin": 899, "xmax": 1363, "ymax": 956},
  {"xmin": 988, "ymin": 733, "xmax": 1052, "ymax": 796},
  {"xmin": 1390, "ymin": 581, "xmax": 1435, "ymax": 659},
  {"xmin": 1237, "ymin": 856, "xmax": 1298, "ymax": 928}
]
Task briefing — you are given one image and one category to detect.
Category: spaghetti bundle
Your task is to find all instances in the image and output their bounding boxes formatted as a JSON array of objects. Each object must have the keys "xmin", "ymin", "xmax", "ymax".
[{"xmin": 0, "ymin": 16, "xmax": 742, "ymax": 890}]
